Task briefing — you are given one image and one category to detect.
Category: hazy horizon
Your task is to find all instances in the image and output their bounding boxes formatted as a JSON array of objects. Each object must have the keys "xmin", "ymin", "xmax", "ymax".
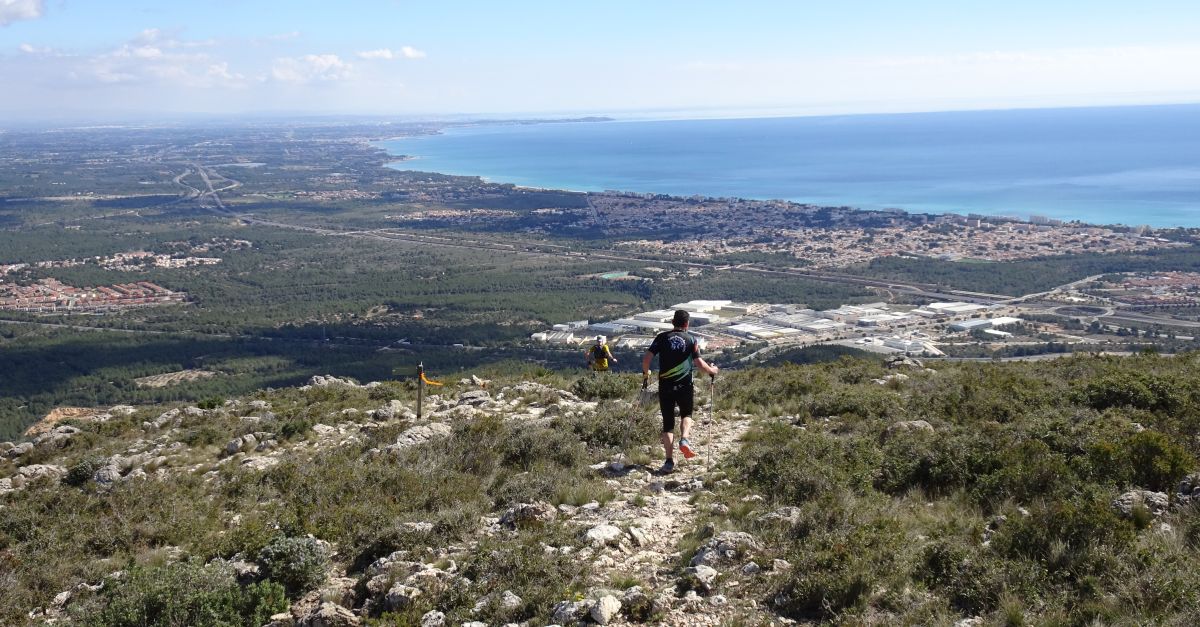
[{"xmin": 2, "ymin": 1, "xmax": 1200, "ymax": 122}]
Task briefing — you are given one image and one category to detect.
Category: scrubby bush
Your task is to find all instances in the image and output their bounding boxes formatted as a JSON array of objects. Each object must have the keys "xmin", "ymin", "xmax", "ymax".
[
  {"xmin": 256, "ymin": 535, "xmax": 329, "ymax": 597},
  {"xmin": 731, "ymin": 423, "xmax": 879, "ymax": 505},
  {"xmin": 83, "ymin": 559, "xmax": 286, "ymax": 627},
  {"xmin": 876, "ymin": 430, "xmax": 1000, "ymax": 496},
  {"xmin": 64, "ymin": 456, "xmax": 106, "ymax": 487},
  {"xmin": 566, "ymin": 404, "xmax": 658, "ymax": 451},
  {"xmin": 996, "ymin": 498, "xmax": 1135, "ymax": 572},
  {"xmin": 770, "ymin": 510, "xmax": 908, "ymax": 620},
  {"xmin": 1078, "ymin": 371, "xmax": 1184, "ymax": 413},
  {"xmin": 1123, "ymin": 430, "xmax": 1194, "ymax": 492},
  {"xmin": 571, "ymin": 373, "xmax": 636, "ymax": 401},
  {"xmin": 917, "ymin": 541, "xmax": 1004, "ymax": 615}
]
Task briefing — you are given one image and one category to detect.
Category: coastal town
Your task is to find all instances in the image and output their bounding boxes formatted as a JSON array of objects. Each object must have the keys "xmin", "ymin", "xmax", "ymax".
[
  {"xmin": 584, "ymin": 193, "xmax": 1180, "ymax": 267},
  {"xmin": 370, "ymin": 186, "xmax": 1184, "ymax": 268}
]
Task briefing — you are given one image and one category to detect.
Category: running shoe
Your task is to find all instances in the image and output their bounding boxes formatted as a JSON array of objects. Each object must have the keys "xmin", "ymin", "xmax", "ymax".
[
  {"xmin": 679, "ymin": 438, "xmax": 697, "ymax": 459},
  {"xmin": 657, "ymin": 458, "xmax": 675, "ymax": 474}
]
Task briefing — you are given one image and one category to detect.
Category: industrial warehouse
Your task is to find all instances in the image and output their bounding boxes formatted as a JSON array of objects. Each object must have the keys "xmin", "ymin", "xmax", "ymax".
[{"xmin": 531, "ymin": 298, "xmax": 1023, "ymax": 357}]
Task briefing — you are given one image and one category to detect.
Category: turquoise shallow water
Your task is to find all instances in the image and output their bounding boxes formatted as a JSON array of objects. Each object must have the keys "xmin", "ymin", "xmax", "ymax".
[{"xmin": 382, "ymin": 104, "xmax": 1200, "ymax": 227}]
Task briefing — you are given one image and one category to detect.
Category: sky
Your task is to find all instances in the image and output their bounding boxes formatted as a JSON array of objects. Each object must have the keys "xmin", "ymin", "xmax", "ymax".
[{"xmin": 2, "ymin": 0, "xmax": 1200, "ymax": 122}]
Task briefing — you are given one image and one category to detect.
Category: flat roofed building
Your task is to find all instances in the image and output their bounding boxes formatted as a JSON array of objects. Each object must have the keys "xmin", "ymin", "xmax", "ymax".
[
  {"xmin": 883, "ymin": 337, "xmax": 928, "ymax": 353},
  {"xmin": 590, "ymin": 322, "xmax": 637, "ymax": 336},
  {"xmin": 672, "ymin": 299, "xmax": 732, "ymax": 312},
  {"xmin": 634, "ymin": 309, "xmax": 676, "ymax": 322}
]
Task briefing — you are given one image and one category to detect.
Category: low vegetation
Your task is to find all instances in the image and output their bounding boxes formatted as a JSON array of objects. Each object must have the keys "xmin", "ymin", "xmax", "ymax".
[{"xmin": 1, "ymin": 354, "xmax": 1198, "ymax": 624}]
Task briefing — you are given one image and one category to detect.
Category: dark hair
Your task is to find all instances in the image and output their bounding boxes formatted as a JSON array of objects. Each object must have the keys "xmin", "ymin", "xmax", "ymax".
[{"xmin": 672, "ymin": 310, "xmax": 690, "ymax": 327}]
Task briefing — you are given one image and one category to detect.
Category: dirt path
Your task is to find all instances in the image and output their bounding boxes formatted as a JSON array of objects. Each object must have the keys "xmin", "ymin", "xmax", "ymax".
[{"xmin": 566, "ymin": 410, "xmax": 777, "ymax": 626}]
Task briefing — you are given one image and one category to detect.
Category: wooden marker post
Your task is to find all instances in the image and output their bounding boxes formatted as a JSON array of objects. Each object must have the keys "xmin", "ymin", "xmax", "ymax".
[{"xmin": 416, "ymin": 361, "xmax": 424, "ymax": 421}]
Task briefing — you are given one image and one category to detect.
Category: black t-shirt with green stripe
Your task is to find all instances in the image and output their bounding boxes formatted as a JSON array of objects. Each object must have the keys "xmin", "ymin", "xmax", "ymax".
[{"xmin": 649, "ymin": 330, "xmax": 697, "ymax": 384}]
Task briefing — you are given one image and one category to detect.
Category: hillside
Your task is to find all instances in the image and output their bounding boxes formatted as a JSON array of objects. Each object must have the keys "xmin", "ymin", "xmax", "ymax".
[{"xmin": 3, "ymin": 355, "xmax": 1200, "ymax": 626}]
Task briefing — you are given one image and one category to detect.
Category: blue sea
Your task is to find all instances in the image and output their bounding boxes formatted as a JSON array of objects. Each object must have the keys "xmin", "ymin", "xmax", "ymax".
[{"xmin": 382, "ymin": 104, "xmax": 1200, "ymax": 227}]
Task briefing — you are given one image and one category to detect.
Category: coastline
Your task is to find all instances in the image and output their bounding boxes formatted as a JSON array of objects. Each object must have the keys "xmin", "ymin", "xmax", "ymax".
[{"xmin": 372, "ymin": 107, "xmax": 1200, "ymax": 230}]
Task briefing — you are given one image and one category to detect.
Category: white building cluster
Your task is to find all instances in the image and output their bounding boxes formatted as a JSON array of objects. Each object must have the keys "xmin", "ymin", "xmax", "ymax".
[{"xmin": 531, "ymin": 291, "xmax": 1013, "ymax": 357}]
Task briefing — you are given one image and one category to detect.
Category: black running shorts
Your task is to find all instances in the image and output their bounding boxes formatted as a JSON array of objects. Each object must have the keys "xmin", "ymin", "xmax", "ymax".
[{"xmin": 659, "ymin": 380, "xmax": 694, "ymax": 433}]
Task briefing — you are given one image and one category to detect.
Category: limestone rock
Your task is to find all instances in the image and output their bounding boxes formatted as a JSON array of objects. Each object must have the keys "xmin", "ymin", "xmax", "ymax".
[
  {"xmin": 684, "ymin": 564, "xmax": 719, "ymax": 593},
  {"xmin": 420, "ymin": 611, "xmax": 446, "ymax": 627},
  {"xmin": 373, "ymin": 400, "xmax": 406, "ymax": 420},
  {"xmin": 886, "ymin": 355, "xmax": 924, "ymax": 369},
  {"xmin": 689, "ymin": 531, "xmax": 761, "ymax": 566},
  {"xmin": 1111, "ymin": 490, "xmax": 1170, "ymax": 519},
  {"xmin": 757, "ymin": 506, "xmax": 803, "ymax": 526},
  {"xmin": 883, "ymin": 420, "xmax": 935, "ymax": 440},
  {"xmin": 585, "ymin": 524, "xmax": 623, "ymax": 547},
  {"xmin": 457, "ymin": 390, "xmax": 491, "ymax": 407},
  {"xmin": 590, "ymin": 595, "xmax": 621, "ymax": 625},
  {"xmin": 93, "ymin": 464, "xmax": 124, "ymax": 487},
  {"xmin": 551, "ymin": 599, "xmax": 591, "ymax": 624},
  {"xmin": 17, "ymin": 464, "xmax": 67, "ymax": 484},
  {"xmin": 1178, "ymin": 473, "xmax": 1200, "ymax": 504},
  {"xmin": 33, "ymin": 425, "xmax": 82, "ymax": 448},
  {"xmin": 242, "ymin": 456, "xmax": 282, "ymax": 471},
  {"xmin": 499, "ymin": 501, "xmax": 558, "ymax": 530},
  {"xmin": 384, "ymin": 583, "xmax": 422, "ymax": 611},
  {"xmin": 500, "ymin": 589, "xmax": 523, "ymax": 611},
  {"xmin": 386, "ymin": 423, "xmax": 453, "ymax": 453},
  {"xmin": 306, "ymin": 375, "xmax": 359, "ymax": 389},
  {"xmin": 298, "ymin": 601, "xmax": 359, "ymax": 627},
  {"xmin": 145, "ymin": 408, "xmax": 181, "ymax": 430}
]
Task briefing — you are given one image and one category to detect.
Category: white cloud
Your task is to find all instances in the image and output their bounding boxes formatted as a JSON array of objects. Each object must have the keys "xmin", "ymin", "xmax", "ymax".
[
  {"xmin": 357, "ymin": 46, "xmax": 425, "ymax": 60},
  {"xmin": 271, "ymin": 54, "xmax": 352, "ymax": 83},
  {"xmin": 72, "ymin": 30, "xmax": 247, "ymax": 88},
  {"xmin": 0, "ymin": 0, "xmax": 43, "ymax": 27}
]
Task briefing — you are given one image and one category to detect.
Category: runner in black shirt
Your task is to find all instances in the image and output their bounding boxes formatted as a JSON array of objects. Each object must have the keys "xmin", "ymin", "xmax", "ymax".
[{"xmin": 642, "ymin": 310, "xmax": 719, "ymax": 474}]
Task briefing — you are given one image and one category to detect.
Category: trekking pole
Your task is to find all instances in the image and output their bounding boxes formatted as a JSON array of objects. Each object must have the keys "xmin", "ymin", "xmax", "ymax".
[{"xmin": 708, "ymin": 373, "xmax": 716, "ymax": 424}]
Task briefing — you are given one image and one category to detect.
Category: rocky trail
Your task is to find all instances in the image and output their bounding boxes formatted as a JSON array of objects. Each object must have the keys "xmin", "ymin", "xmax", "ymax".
[{"xmin": 569, "ymin": 412, "xmax": 769, "ymax": 626}]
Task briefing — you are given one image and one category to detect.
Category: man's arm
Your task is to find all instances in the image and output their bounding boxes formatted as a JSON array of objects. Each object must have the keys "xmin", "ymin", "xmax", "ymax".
[
  {"xmin": 641, "ymin": 351, "xmax": 654, "ymax": 383},
  {"xmin": 606, "ymin": 346, "xmax": 617, "ymax": 363},
  {"xmin": 694, "ymin": 344, "xmax": 719, "ymax": 377}
]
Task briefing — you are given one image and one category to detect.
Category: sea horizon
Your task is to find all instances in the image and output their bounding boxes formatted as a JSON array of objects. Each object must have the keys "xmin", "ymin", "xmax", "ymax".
[{"xmin": 380, "ymin": 103, "xmax": 1200, "ymax": 229}]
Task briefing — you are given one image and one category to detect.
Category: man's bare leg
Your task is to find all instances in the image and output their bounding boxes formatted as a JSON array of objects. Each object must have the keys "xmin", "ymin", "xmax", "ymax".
[
  {"xmin": 661, "ymin": 431, "xmax": 674, "ymax": 461},
  {"xmin": 679, "ymin": 416, "xmax": 696, "ymax": 458}
]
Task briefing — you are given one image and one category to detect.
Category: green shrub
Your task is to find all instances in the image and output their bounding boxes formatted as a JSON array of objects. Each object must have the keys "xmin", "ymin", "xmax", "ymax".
[
  {"xmin": 996, "ymin": 499, "xmax": 1135, "ymax": 571},
  {"xmin": 876, "ymin": 430, "xmax": 998, "ymax": 496},
  {"xmin": 567, "ymin": 404, "xmax": 658, "ymax": 451},
  {"xmin": 1123, "ymin": 430, "xmax": 1194, "ymax": 492},
  {"xmin": 1078, "ymin": 372, "xmax": 1183, "ymax": 413},
  {"xmin": 256, "ymin": 536, "xmax": 329, "ymax": 597},
  {"xmin": 571, "ymin": 373, "xmax": 635, "ymax": 401},
  {"xmin": 770, "ymin": 514, "xmax": 907, "ymax": 620},
  {"xmin": 917, "ymin": 541, "xmax": 1003, "ymax": 615},
  {"xmin": 731, "ymin": 423, "xmax": 879, "ymax": 505},
  {"xmin": 64, "ymin": 456, "xmax": 106, "ymax": 487},
  {"xmin": 83, "ymin": 559, "xmax": 286, "ymax": 627}
]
